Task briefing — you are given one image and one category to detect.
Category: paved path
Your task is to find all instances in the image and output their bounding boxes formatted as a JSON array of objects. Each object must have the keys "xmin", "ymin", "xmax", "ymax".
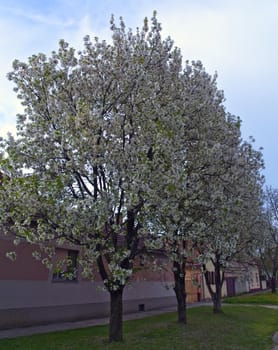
[{"xmin": 0, "ymin": 302, "xmax": 211, "ymax": 340}]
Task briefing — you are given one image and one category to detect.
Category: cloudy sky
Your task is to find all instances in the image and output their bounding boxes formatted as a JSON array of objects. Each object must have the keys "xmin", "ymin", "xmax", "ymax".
[{"xmin": 0, "ymin": 0, "xmax": 277, "ymax": 187}]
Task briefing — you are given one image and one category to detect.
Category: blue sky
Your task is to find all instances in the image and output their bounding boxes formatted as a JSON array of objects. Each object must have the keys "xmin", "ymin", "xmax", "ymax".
[{"xmin": 0, "ymin": 0, "xmax": 277, "ymax": 187}]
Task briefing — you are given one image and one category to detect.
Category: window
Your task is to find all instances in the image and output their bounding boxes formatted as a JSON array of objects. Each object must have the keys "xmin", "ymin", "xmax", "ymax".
[
  {"xmin": 205, "ymin": 271, "xmax": 215, "ymax": 285},
  {"xmin": 52, "ymin": 249, "xmax": 78, "ymax": 282},
  {"xmin": 139, "ymin": 255, "xmax": 145, "ymax": 267}
]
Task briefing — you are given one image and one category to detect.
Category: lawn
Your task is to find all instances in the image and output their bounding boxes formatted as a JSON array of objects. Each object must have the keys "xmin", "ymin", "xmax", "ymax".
[
  {"xmin": 223, "ymin": 291, "xmax": 278, "ymax": 305},
  {"xmin": 0, "ymin": 306, "xmax": 277, "ymax": 350}
]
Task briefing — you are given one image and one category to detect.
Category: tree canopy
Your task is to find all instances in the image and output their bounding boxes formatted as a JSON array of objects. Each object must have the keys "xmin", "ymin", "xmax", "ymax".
[{"xmin": 0, "ymin": 13, "xmax": 265, "ymax": 341}]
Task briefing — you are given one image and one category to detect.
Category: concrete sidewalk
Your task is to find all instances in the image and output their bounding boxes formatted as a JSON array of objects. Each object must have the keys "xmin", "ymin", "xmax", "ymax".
[{"xmin": 0, "ymin": 302, "xmax": 211, "ymax": 340}]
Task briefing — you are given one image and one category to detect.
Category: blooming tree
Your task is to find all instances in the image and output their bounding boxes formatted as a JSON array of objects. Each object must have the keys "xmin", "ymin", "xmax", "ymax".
[
  {"xmin": 0, "ymin": 11, "xmax": 266, "ymax": 338},
  {"xmin": 0, "ymin": 14, "xmax": 184, "ymax": 342},
  {"xmin": 146, "ymin": 61, "xmax": 250, "ymax": 321},
  {"xmin": 257, "ymin": 187, "xmax": 278, "ymax": 293},
  {"xmin": 194, "ymin": 131, "xmax": 264, "ymax": 313}
]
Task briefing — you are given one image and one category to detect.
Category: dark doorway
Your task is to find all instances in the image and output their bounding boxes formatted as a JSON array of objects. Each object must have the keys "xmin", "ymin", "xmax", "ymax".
[{"xmin": 226, "ymin": 277, "xmax": 236, "ymax": 297}]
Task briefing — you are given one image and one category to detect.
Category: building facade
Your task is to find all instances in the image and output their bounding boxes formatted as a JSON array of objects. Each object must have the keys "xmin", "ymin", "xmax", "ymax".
[{"xmin": 0, "ymin": 235, "xmax": 176, "ymax": 329}]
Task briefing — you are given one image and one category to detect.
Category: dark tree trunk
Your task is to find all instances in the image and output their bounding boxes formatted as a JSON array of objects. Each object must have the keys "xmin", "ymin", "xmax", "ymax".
[
  {"xmin": 213, "ymin": 259, "xmax": 223, "ymax": 313},
  {"xmin": 173, "ymin": 260, "xmax": 187, "ymax": 324},
  {"xmin": 270, "ymin": 275, "xmax": 277, "ymax": 293},
  {"xmin": 212, "ymin": 290, "xmax": 222, "ymax": 313},
  {"xmin": 203, "ymin": 257, "xmax": 224, "ymax": 314},
  {"xmin": 109, "ymin": 288, "xmax": 124, "ymax": 342},
  {"xmin": 96, "ymin": 208, "xmax": 140, "ymax": 343}
]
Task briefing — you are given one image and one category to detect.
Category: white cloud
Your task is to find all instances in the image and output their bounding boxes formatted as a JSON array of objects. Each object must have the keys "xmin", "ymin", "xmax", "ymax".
[
  {"xmin": 61, "ymin": 15, "xmax": 112, "ymax": 50},
  {"xmin": 156, "ymin": 1, "xmax": 278, "ymax": 72},
  {"xmin": 0, "ymin": 4, "xmax": 75, "ymax": 27}
]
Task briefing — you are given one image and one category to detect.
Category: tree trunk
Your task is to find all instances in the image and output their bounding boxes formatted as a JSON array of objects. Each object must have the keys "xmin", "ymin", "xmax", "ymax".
[
  {"xmin": 203, "ymin": 257, "xmax": 224, "ymax": 314},
  {"xmin": 109, "ymin": 288, "xmax": 124, "ymax": 342},
  {"xmin": 212, "ymin": 288, "xmax": 222, "ymax": 314},
  {"xmin": 270, "ymin": 275, "xmax": 277, "ymax": 293},
  {"xmin": 173, "ymin": 260, "xmax": 187, "ymax": 324},
  {"xmin": 213, "ymin": 260, "xmax": 223, "ymax": 313}
]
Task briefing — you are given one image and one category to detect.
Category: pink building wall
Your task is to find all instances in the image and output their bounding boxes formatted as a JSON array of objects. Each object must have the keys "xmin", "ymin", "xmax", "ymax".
[{"xmin": 0, "ymin": 237, "xmax": 176, "ymax": 329}]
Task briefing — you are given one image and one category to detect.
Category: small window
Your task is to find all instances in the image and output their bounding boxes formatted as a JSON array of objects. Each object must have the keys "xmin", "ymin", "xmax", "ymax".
[
  {"xmin": 52, "ymin": 249, "xmax": 78, "ymax": 282},
  {"xmin": 205, "ymin": 271, "xmax": 215, "ymax": 285},
  {"xmin": 139, "ymin": 255, "xmax": 145, "ymax": 267}
]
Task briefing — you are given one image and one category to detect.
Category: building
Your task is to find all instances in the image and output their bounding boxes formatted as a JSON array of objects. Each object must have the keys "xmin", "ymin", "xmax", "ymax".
[
  {"xmin": 0, "ymin": 229, "xmax": 268, "ymax": 329},
  {"xmin": 201, "ymin": 260, "xmax": 266, "ymax": 300},
  {"xmin": 0, "ymin": 234, "xmax": 176, "ymax": 329}
]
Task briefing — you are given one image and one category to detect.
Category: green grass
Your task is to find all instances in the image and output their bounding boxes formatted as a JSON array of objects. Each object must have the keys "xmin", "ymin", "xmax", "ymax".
[
  {"xmin": 0, "ymin": 306, "xmax": 277, "ymax": 350},
  {"xmin": 223, "ymin": 291, "xmax": 278, "ymax": 305}
]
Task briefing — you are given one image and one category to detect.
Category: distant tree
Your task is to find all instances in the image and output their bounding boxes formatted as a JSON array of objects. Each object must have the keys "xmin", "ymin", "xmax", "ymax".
[
  {"xmin": 257, "ymin": 187, "xmax": 278, "ymax": 293},
  {"xmin": 147, "ymin": 61, "xmax": 239, "ymax": 322},
  {"xmin": 194, "ymin": 129, "xmax": 264, "ymax": 313},
  {"xmin": 0, "ymin": 13, "xmax": 185, "ymax": 342}
]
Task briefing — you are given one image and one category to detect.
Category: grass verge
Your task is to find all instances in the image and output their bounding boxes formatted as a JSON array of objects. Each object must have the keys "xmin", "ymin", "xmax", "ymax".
[
  {"xmin": 223, "ymin": 291, "xmax": 278, "ymax": 305},
  {"xmin": 0, "ymin": 306, "xmax": 276, "ymax": 350}
]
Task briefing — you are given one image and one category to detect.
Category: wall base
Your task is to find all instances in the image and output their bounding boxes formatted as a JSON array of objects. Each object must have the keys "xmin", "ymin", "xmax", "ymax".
[{"xmin": 0, "ymin": 296, "xmax": 177, "ymax": 330}]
